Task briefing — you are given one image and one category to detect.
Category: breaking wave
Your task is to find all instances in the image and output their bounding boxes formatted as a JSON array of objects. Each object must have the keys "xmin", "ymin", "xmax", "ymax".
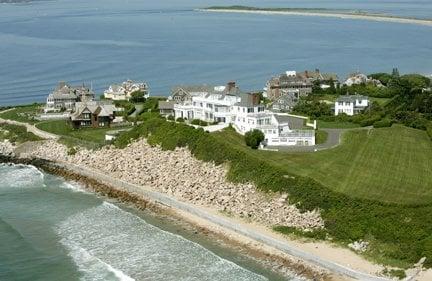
[{"xmin": 56, "ymin": 201, "xmax": 268, "ymax": 281}]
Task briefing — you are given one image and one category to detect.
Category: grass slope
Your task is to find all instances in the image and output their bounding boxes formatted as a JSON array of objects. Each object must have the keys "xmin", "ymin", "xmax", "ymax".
[
  {"xmin": 36, "ymin": 120, "xmax": 123, "ymax": 148},
  {"xmin": 114, "ymin": 118, "xmax": 432, "ymax": 268},
  {"xmin": 215, "ymin": 125, "xmax": 432, "ymax": 205},
  {"xmin": 0, "ymin": 104, "xmax": 42, "ymax": 124}
]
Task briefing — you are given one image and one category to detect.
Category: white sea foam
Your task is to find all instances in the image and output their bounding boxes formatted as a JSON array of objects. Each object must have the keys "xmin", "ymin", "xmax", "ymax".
[
  {"xmin": 60, "ymin": 240, "xmax": 135, "ymax": 281},
  {"xmin": 61, "ymin": 181, "xmax": 87, "ymax": 193},
  {"xmin": 0, "ymin": 164, "xmax": 45, "ymax": 188},
  {"xmin": 56, "ymin": 202, "xmax": 269, "ymax": 281}
]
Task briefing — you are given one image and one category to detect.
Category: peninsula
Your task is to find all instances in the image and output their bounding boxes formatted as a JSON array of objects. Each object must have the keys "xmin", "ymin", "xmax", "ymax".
[{"xmin": 199, "ymin": 6, "xmax": 432, "ymax": 27}]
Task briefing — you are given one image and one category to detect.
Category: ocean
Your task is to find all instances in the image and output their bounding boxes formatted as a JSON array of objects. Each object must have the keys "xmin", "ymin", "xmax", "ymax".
[
  {"xmin": 0, "ymin": 163, "xmax": 296, "ymax": 281},
  {"xmin": 0, "ymin": 0, "xmax": 431, "ymax": 105}
]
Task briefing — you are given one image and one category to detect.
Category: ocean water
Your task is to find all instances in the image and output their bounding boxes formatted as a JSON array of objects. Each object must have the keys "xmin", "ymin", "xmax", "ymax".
[
  {"xmin": 0, "ymin": 163, "xmax": 293, "ymax": 281},
  {"xmin": 0, "ymin": 0, "xmax": 431, "ymax": 105}
]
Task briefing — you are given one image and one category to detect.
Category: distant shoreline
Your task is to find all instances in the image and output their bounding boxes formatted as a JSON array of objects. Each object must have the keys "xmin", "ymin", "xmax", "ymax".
[{"xmin": 197, "ymin": 7, "xmax": 432, "ymax": 27}]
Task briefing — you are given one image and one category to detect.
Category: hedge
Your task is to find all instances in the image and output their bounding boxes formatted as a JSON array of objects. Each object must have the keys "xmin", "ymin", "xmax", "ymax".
[{"xmin": 114, "ymin": 117, "xmax": 432, "ymax": 268}]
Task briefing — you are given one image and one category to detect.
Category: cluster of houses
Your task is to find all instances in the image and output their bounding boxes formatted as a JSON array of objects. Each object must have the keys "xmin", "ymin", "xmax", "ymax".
[
  {"xmin": 103, "ymin": 80, "xmax": 149, "ymax": 101},
  {"xmin": 43, "ymin": 79, "xmax": 148, "ymax": 128},
  {"xmin": 41, "ymin": 70, "xmax": 373, "ymax": 147},
  {"xmin": 158, "ymin": 82, "xmax": 316, "ymax": 147}
]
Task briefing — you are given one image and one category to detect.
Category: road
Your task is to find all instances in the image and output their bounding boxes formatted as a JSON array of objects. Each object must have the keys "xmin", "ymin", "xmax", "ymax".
[{"xmin": 0, "ymin": 109, "xmax": 59, "ymax": 140}]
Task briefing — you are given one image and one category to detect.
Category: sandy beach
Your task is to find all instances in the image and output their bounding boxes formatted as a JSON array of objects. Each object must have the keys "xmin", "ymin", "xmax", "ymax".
[{"xmin": 198, "ymin": 9, "xmax": 432, "ymax": 27}]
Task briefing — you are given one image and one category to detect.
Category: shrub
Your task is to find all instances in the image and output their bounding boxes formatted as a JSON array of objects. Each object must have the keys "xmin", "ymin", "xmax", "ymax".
[
  {"xmin": 167, "ymin": 115, "xmax": 175, "ymax": 121},
  {"xmin": 373, "ymin": 118, "xmax": 393, "ymax": 128},
  {"xmin": 176, "ymin": 117, "xmax": 185, "ymax": 123},
  {"xmin": 244, "ymin": 129, "xmax": 264, "ymax": 149},
  {"xmin": 129, "ymin": 91, "xmax": 146, "ymax": 103},
  {"xmin": 273, "ymin": 226, "xmax": 327, "ymax": 240},
  {"xmin": 191, "ymin": 119, "xmax": 209, "ymax": 126},
  {"xmin": 427, "ymin": 122, "xmax": 432, "ymax": 141},
  {"xmin": 67, "ymin": 147, "xmax": 77, "ymax": 155}
]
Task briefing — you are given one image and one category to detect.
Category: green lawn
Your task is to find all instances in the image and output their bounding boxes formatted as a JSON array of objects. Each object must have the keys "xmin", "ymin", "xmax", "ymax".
[
  {"xmin": 0, "ymin": 104, "xmax": 43, "ymax": 124},
  {"xmin": 370, "ymin": 97, "xmax": 392, "ymax": 106},
  {"xmin": 36, "ymin": 120, "xmax": 126, "ymax": 147},
  {"xmin": 315, "ymin": 130, "xmax": 328, "ymax": 144},
  {"xmin": 317, "ymin": 119, "xmax": 361, "ymax": 129},
  {"xmin": 214, "ymin": 125, "xmax": 432, "ymax": 205},
  {"xmin": 0, "ymin": 123, "xmax": 42, "ymax": 144}
]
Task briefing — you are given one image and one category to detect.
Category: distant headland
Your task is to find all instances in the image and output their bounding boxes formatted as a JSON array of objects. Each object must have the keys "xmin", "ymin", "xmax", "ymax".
[{"xmin": 198, "ymin": 5, "xmax": 432, "ymax": 27}]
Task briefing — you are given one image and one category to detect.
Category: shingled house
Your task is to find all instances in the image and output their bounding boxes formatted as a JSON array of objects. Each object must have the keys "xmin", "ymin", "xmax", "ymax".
[
  {"xmin": 70, "ymin": 101, "xmax": 119, "ymax": 129},
  {"xmin": 44, "ymin": 82, "xmax": 95, "ymax": 113}
]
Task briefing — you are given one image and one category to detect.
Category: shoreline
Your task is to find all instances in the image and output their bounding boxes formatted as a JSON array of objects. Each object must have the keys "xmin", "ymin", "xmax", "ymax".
[
  {"xmin": 197, "ymin": 8, "xmax": 432, "ymax": 27},
  {"xmin": 0, "ymin": 154, "xmax": 390, "ymax": 281},
  {"xmin": 0, "ymin": 156, "xmax": 329, "ymax": 280}
]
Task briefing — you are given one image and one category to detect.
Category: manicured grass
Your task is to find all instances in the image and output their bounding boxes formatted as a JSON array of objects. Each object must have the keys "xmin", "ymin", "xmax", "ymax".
[
  {"xmin": 36, "ymin": 120, "xmax": 127, "ymax": 146},
  {"xmin": 0, "ymin": 104, "xmax": 42, "ymax": 124},
  {"xmin": 214, "ymin": 125, "xmax": 432, "ymax": 205},
  {"xmin": 315, "ymin": 130, "xmax": 328, "ymax": 144},
  {"xmin": 370, "ymin": 97, "xmax": 392, "ymax": 106},
  {"xmin": 317, "ymin": 119, "xmax": 361, "ymax": 129}
]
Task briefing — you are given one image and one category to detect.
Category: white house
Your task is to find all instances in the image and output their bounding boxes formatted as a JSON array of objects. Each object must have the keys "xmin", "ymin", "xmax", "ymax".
[
  {"xmin": 334, "ymin": 95, "xmax": 369, "ymax": 116},
  {"xmin": 343, "ymin": 73, "xmax": 383, "ymax": 87},
  {"xmin": 104, "ymin": 80, "xmax": 149, "ymax": 101},
  {"xmin": 170, "ymin": 83, "xmax": 315, "ymax": 147}
]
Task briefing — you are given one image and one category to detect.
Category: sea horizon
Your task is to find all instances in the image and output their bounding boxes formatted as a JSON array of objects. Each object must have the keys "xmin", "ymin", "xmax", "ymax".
[{"xmin": 0, "ymin": 0, "xmax": 432, "ymax": 106}]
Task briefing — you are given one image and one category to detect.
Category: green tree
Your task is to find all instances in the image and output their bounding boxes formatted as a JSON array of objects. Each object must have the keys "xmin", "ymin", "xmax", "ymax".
[
  {"xmin": 129, "ymin": 91, "xmax": 146, "ymax": 103},
  {"xmin": 244, "ymin": 129, "xmax": 265, "ymax": 149}
]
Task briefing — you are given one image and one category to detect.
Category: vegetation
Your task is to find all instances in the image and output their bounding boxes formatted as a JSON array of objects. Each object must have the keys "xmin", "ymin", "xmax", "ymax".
[
  {"xmin": 129, "ymin": 91, "xmax": 146, "ymax": 103},
  {"xmin": 244, "ymin": 129, "xmax": 265, "ymax": 149},
  {"xmin": 0, "ymin": 104, "xmax": 42, "ymax": 124},
  {"xmin": 273, "ymin": 226, "xmax": 327, "ymax": 240},
  {"xmin": 114, "ymin": 100, "xmax": 135, "ymax": 118},
  {"xmin": 317, "ymin": 120, "xmax": 360, "ymax": 129},
  {"xmin": 35, "ymin": 120, "xmax": 125, "ymax": 148},
  {"xmin": 295, "ymin": 71, "xmax": 432, "ymax": 130},
  {"xmin": 191, "ymin": 119, "xmax": 209, "ymax": 126},
  {"xmin": 315, "ymin": 130, "xmax": 328, "ymax": 144},
  {"xmin": 0, "ymin": 123, "xmax": 42, "ymax": 144},
  {"xmin": 113, "ymin": 117, "xmax": 432, "ymax": 268}
]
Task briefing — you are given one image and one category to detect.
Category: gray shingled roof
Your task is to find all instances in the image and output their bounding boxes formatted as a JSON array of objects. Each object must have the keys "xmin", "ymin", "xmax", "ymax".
[
  {"xmin": 336, "ymin": 94, "xmax": 369, "ymax": 103},
  {"xmin": 158, "ymin": 100, "xmax": 175, "ymax": 110},
  {"xmin": 274, "ymin": 115, "xmax": 306, "ymax": 129},
  {"xmin": 71, "ymin": 101, "xmax": 117, "ymax": 120}
]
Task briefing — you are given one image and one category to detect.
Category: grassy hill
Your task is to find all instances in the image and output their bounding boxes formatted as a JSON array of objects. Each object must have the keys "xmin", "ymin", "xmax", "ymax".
[
  {"xmin": 214, "ymin": 125, "xmax": 432, "ymax": 205},
  {"xmin": 114, "ymin": 117, "xmax": 432, "ymax": 268}
]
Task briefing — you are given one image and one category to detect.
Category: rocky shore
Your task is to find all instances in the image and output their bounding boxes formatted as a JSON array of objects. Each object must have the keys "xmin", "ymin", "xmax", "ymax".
[
  {"xmin": 0, "ymin": 140, "xmax": 15, "ymax": 157},
  {"xmin": 26, "ymin": 139, "xmax": 324, "ymax": 230}
]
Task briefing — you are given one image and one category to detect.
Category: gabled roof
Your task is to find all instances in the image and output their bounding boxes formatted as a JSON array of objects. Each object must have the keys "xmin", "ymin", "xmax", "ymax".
[{"xmin": 70, "ymin": 101, "xmax": 118, "ymax": 120}]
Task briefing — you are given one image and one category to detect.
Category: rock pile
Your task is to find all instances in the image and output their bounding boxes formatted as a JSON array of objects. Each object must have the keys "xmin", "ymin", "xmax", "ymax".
[
  {"xmin": 0, "ymin": 140, "xmax": 15, "ymax": 156},
  {"xmin": 29, "ymin": 139, "xmax": 324, "ymax": 230},
  {"xmin": 348, "ymin": 240, "xmax": 369, "ymax": 252}
]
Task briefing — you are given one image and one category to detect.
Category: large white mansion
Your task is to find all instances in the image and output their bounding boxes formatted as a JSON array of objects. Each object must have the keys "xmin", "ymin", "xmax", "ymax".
[{"xmin": 162, "ymin": 82, "xmax": 316, "ymax": 147}]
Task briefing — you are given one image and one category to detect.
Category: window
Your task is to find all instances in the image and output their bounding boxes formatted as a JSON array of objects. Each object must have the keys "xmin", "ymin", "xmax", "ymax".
[
  {"xmin": 242, "ymin": 108, "xmax": 245, "ymax": 113},
  {"xmin": 247, "ymin": 108, "xmax": 254, "ymax": 113}
]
